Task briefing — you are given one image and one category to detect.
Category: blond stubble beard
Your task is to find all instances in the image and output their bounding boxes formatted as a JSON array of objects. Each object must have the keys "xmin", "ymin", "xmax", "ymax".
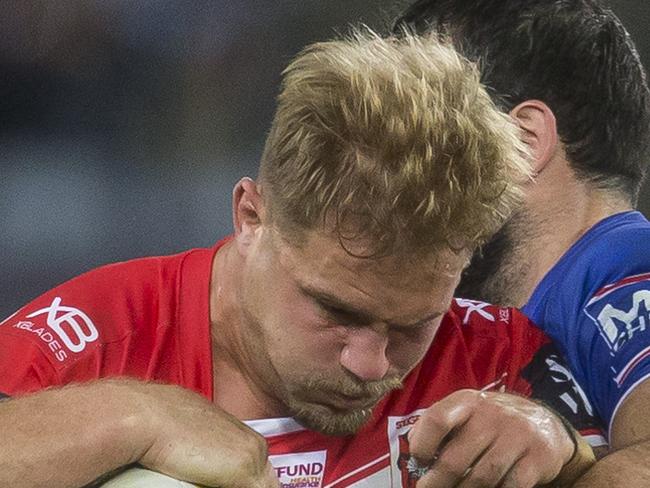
[{"xmin": 284, "ymin": 375, "xmax": 404, "ymax": 436}]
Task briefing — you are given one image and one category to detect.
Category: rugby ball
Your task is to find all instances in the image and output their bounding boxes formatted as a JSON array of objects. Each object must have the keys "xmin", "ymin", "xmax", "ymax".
[{"xmin": 100, "ymin": 467, "xmax": 199, "ymax": 487}]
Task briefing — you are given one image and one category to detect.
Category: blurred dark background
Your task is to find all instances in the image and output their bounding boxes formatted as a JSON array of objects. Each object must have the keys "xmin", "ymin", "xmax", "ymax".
[{"xmin": 1, "ymin": 1, "xmax": 649, "ymax": 318}]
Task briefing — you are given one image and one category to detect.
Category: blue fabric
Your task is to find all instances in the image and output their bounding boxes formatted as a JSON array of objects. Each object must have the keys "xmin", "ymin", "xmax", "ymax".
[{"xmin": 523, "ymin": 211, "xmax": 650, "ymax": 430}]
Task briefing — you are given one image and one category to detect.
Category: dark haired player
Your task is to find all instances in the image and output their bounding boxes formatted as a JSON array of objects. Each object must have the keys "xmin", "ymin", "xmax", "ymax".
[{"xmin": 395, "ymin": 0, "xmax": 650, "ymax": 484}]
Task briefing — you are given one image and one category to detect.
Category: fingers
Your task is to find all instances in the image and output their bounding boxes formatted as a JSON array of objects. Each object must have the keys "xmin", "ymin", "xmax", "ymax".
[
  {"xmin": 224, "ymin": 459, "xmax": 278, "ymax": 488},
  {"xmin": 500, "ymin": 458, "xmax": 540, "ymax": 488},
  {"xmin": 139, "ymin": 385, "xmax": 275, "ymax": 487},
  {"xmin": 416, "ymin": 422, "xmax": 492, "ymax": 487},
  {"xmin": 250, "ymin": 461, "xmax": 281, "ymax": 488},
  {"xmin": 408, "ymin": 389, "xmax": 477, "ymax": 465},
  {"xmin": 416, "ymin": 412, "xmax": 514, "ymax": 488},
  {"xmin": 455, "ymin": 435, "xmax": 525, "ymax": 488},
  {"xmin": 410, "ymin": 390, "xmax": 575, "ymax": 488}
]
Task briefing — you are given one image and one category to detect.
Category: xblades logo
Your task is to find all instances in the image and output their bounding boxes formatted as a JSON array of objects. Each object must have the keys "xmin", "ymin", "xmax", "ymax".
[
  {"xmin": 27, "ymin": 297, "xmax": 99, "ymax": 353},
  {"xmin": 455, "ymin": 299, "xmax": 496, "ymax": 324}
]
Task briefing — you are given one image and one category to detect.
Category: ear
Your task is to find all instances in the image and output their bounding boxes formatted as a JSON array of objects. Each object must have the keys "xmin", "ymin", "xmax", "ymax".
[
  {"xmin": 509, "ymin": 100, "xmax": 558, "ymax": 175},
  {"xmin": 232, "ymin": 177, "xmax": 265, "ymax": 251}
]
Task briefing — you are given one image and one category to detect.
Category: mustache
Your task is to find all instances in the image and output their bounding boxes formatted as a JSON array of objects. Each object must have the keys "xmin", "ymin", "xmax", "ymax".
[{"xmin": 300, "ymin": 373, "xmax": 403, "ymax": 398}]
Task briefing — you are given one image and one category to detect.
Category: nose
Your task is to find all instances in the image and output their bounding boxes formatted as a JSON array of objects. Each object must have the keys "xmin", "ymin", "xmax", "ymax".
[{"xmin": 339, "ymin": 326, "xmax": 390, "ymax": 381}]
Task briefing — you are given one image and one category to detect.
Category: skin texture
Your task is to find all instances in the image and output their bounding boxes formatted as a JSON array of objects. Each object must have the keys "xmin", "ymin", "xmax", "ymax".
[
  {"xmin": 458, "ymin": 100, "xmax": 650, "ymax": 485},
  {"xmin": 137, "ymin": 383, "xmax": 277, "ymax": 487},
  {"xmin": 0, "ymin": 380, "xmax": 279, "ymax": 488},
  {"xmin": 408, "ymin": 390, "xmax": 574, "ymax": 488},
  {"xmin": 211, "ymin": 178, "xmax": 576, "ymax": 486},
  {"xmin": 573, "ymin": 380, "xmax": 650, "ymax": 486},
  {"xmin": 211, "ymin": 177, "xmax": 466, "ymax": 432}
]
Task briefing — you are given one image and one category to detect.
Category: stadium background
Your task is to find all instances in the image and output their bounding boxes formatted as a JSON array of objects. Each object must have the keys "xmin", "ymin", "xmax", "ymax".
[{"xmin": 2, "ymin": 0, "xmax": 649, "ymax": 318}]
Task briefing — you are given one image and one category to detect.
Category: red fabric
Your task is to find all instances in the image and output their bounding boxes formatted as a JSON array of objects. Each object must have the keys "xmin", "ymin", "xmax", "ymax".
[{"xmin": 0, "ymin": 244, "xmax": 218, "ymax": 400}]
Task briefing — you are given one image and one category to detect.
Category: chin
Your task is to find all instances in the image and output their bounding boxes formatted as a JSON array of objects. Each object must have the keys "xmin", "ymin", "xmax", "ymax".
[{"xmin": 290, "ymin": 401, "xmax": 374, "ymax": 436}]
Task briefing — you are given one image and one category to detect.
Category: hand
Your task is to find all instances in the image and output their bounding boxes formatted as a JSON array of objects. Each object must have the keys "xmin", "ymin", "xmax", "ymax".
[
  {"xmin": 133, "ymin": 384, "xmax": 279, "ymax": 488},
  {"xmin": 408, "ymin": 389, "xmax": 575, "ymax": 487}
]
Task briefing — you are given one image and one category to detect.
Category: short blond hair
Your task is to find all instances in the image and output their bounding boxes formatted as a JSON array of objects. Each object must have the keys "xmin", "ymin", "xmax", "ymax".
[{"xmin": 259, "ymin": 29, "xmax": 529, "ymax": 257}]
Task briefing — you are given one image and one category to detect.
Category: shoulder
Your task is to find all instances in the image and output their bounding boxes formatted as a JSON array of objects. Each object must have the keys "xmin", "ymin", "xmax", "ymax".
[
  {"xmin": 427, "ymin": 300, "xmax": 550, "ymax": 385},
  {"xmin": 445, "ymin": 298, "xmax": 546, "ymax": 345},
  {"xmin": 19, "ymin": 251, "xmax": 189, "ymax": 328},
  {"xmin": 562, "ymin": 213, "xmax": 650, "ymax": 279},
  {"xmin": 66, "ymin": 250, "xmax": 191, "ymax": 294},
  {"xmin": 526, "ymin": 213, "xmax": 650, "ymax": 317},
  {"xmin": 0, "ymin": 248, "xmax": 200, "ymax": 369}
]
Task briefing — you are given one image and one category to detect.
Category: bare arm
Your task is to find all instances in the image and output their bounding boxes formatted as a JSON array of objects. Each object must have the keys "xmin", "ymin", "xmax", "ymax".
[
  {"xmin": 573, "ymin": 379, "xmax": 650, "ymax": 486},
  {"xmin": 0, "ymin": 379, "xmax": 278, "ymax": 488},
  {"xmin": 0, "ymin": 380, "xmax": 151, "ymax": 487}
]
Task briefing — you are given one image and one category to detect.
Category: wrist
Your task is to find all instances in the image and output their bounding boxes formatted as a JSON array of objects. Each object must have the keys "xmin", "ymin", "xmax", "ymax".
[{"xmin": 551, "ymin": 413, "xmax": 597, "ymax": 487}]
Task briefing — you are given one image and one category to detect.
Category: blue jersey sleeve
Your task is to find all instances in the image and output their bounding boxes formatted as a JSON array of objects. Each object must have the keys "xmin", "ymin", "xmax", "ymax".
[
  {"xmin": 523, "ymin": 212, "xmax": 650, "ymax": 435},
  {"xmin": 581, "ymin": 273, "xmax": 650, "ymax": 429}
]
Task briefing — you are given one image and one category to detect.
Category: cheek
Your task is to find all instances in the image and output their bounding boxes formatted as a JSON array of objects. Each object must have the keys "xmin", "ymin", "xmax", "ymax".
[
  {"xmin": 266, "ymin": 300, "xmax": 345, "ymax": 364},
  {"xmin": 387, "ymin": 326, "xmax": 438, "ymax": 372}
]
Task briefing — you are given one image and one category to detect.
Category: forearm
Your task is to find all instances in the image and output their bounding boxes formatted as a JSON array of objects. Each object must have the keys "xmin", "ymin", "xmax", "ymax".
[
  {"xmin": 572, "ymin": 442, "xmax": 650, "ymax": 487},
  {"xmin": 0, "ymin": 379, "xmax": 153, "ymax": 488}
]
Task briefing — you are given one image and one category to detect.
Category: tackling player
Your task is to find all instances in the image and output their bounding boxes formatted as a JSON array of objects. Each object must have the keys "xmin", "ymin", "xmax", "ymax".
[{"xmin": 394, "ymin": 0, "xmax": 650, "ymax": 484}]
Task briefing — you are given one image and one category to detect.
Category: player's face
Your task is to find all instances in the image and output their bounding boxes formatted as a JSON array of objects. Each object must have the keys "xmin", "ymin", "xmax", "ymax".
[{"xmin": 239, "ymin": 227, "xmax": 466, "ymax": 435}]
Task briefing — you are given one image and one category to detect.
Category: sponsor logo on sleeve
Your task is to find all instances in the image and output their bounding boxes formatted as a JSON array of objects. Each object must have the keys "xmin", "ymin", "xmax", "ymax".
[
  {"xmin": 454, "ymin": 299, "xmax": 495, "ymax": 325},
  {"xmin": 12, "ymin": 320, "xmax": 69, "ymax": 362},
  {"xmin": 5, "ymin": 297, "xmax": 99, "ymax": 362},
  {"xmin": 584, "ymin": 275, "xmax": 650, "ymax": 353},
  {"xmin": 498, "ymin": 308, "xmax": 510, "ymax": 323},
  {"xmin": 26, "ymin": 297, "xmax": 99, "ymax": 354},
  {"xmin": 269, "ymin": 450, "xmax": 327, "ymax": 488}
]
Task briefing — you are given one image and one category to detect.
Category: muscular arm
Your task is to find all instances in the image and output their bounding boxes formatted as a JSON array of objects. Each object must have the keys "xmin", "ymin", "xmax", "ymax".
[
  {"xmin": 0, "ymin": 379, "xmax": 277, "ymax": 488},
  {"xmin": 573, "ymin": 379, "xmax": 650, "ymax": 486},
  {"xmin": 0, "ymin": 380, "xmax": 151, "ymax": 487}
]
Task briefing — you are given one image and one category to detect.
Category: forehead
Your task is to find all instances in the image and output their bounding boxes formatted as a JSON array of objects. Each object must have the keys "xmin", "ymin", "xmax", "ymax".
[{"xmin": 272, "ymin": 229, "xmax": 467, "ymax": 318}]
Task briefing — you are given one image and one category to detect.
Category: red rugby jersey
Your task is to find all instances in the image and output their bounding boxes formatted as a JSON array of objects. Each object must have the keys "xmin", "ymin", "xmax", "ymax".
[{"xmin": 0, "ymin": 241, "xmax": 603, "ymax": 487}]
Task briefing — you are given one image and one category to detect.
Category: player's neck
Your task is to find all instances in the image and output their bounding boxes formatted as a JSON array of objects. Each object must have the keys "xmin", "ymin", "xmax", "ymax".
[
  {"xmin": 208, "ymin": 241, "xmax": 290, "ymax": 420},
  {"xmin": 458, "ymin": 173, "xmax": 632, "ymax": 308},
  {"xmin": 501, "ymin": 180, "xmax": 631, "ymax": 307},
  {"xmin": 211, "ymin": 354, "xmax": 289, "ymax": 420}
]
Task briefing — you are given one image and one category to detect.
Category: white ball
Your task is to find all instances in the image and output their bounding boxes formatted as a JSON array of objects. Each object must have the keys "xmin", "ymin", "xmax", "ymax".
[{"xmin": 100, "ymin": 467, "xmax": 199, "ymax": 488}]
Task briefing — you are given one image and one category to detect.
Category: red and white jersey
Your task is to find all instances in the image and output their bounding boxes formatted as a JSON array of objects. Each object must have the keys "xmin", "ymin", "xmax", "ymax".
[{"xmin": 0, "ymin": 241, "xmax": 603, "ymax": 487}]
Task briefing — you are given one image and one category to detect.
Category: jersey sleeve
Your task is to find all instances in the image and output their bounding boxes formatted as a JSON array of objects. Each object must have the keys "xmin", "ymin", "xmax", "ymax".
[
  {"xmin": 0, "ymin": 281, "xmax": 108, "ymax": 397},
  {"xmin": 580, "ymin": 273, "xmax": 650, "ymax": 431},
  {"xmin": 0, "ymin": 324, "xmax": 61, "ymax": 397},
  {"xmin": 0, "ymin": 259, "xmax": 162, "ymax": 397},
  {"xmin": 504, "ymin": 308, "xmax": 606, "ymax": 446},
  {"xmin": 451, "ymin": 299, "xmax": 605, "ymax": 444}
]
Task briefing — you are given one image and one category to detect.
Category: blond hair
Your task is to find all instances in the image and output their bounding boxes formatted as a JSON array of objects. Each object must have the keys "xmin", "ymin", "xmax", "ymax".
[{"xmin": 259, "ymin": 29, "xmax": 530, "ymax": 257}]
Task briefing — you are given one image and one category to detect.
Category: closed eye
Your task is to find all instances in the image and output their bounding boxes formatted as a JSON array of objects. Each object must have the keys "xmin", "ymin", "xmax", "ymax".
[
  {"xmin": 301, "ymin": 283, "xmax": 444, "ymax": 330},
  {"xmin": 318, "ymin": 301, "xmax": 372, "ymax": 327}
]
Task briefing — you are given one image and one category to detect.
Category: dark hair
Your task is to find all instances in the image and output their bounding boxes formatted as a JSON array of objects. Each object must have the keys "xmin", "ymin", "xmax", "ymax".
[{"xmin": 394, "ymin": 0, "xmax": 650, "ymax": 202}]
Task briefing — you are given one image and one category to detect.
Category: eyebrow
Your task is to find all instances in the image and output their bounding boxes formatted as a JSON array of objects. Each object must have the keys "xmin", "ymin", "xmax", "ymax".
[{"xmin": 299, "ymin": 284, "xmax": 443, "ymax": 329}]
